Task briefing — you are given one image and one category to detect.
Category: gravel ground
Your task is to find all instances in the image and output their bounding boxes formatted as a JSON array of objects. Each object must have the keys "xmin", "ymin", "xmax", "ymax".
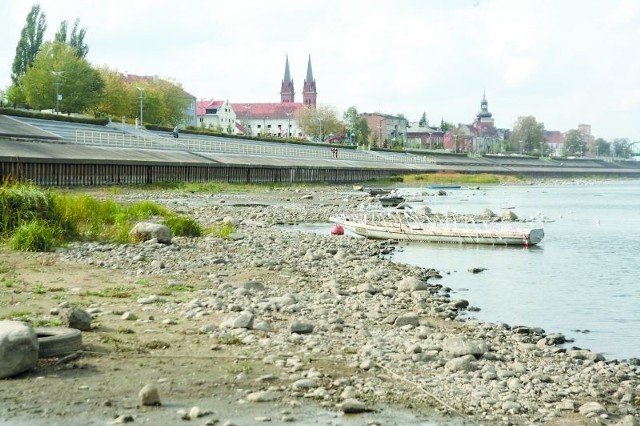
[{"xmin": 1, "ymin": 184, "xmax": 639, "ymax": 426}]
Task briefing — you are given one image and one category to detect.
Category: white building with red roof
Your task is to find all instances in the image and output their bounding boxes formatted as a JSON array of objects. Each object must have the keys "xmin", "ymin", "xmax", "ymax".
[
  {"xmin": 195, "ymin": 55, "xmax": 317, "ymax": 137},
  {"xmin": 196, "ymin": 99, "xmax": 236, "ymax": 133},
  {"xmin": 230, "ymin": 55, "xmax": 317, "ymax": 138}
]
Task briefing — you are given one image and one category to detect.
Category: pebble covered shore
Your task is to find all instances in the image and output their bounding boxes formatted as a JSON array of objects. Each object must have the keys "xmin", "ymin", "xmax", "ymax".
[{"xmin": 44, "ymin": 186, "xmax": 640, "ymax": 425}]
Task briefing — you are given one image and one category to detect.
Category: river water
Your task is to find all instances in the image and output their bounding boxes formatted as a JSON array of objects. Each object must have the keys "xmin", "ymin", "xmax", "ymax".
[{"xmin": 390, "ymin": 181, "xmax": 640, "ymax": 361}]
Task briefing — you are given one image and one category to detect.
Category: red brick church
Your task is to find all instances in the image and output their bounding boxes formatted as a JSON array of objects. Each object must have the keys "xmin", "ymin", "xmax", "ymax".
[
  {"xmin": 231, "ymin": 55, "xmax": 317, "ymax": 137},
  {"xmin": 196, "ymin": 55, "xmax": 317, "ymax": 137}
]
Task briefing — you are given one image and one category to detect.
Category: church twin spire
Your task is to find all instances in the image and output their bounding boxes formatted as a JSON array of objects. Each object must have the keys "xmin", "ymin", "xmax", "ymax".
[
  {"xmin": 280, "ymin": 55, "xmax": 317, "ymax": 108},
  {"xmin": 280, "ymin": 55, "xmax": 295, "ymax": 103}
]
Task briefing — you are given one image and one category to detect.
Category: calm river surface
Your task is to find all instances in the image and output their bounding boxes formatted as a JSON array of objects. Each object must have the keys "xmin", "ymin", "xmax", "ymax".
[{"xmin": 391, "ymin": 181, "xmax": 640, "ymax": 361}]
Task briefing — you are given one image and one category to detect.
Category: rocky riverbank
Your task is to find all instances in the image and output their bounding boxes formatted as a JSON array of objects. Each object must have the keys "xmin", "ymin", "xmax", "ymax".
[{"xmin": 1, "ymin": 185, "xmax": 639, "ymax": 425}]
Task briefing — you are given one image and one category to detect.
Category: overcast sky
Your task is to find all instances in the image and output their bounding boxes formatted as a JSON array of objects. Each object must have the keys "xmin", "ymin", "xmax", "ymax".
[{"xmin": 2, "ymin": 0, "xmax": 639, "ymax": 140}]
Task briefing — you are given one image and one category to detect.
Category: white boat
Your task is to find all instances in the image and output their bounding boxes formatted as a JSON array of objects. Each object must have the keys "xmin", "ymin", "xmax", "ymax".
[{"xmin": 330, "ymin": 211, "xmax": 544, "ymax": 246}]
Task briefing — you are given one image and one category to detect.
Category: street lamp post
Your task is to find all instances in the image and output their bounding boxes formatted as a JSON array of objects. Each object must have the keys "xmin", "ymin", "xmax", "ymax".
[
  {"xmin": 136, "ymin": 87, "xmax": 144, "ymax": 128},
  {"xmin": 199, "ymin": 98, "xmax": 205, "ymax": 129},
  {"xmin": 317, "ymin": 117, "xmax": 324, "ymax": 141},
  {"xmin": 285, "ymin": 112, "xmax": 292, "ymax": 138},
  {"xmin": 51, "ymin": 71, "xmax": 63, "ymax": 114},
  {"xmin": 244, "ymin": 104, "xmax": 251, "ymax": 135}
]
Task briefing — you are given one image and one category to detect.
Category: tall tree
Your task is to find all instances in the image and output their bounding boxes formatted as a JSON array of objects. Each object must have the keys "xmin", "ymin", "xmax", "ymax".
[
  {"xmin": 296, "ymin": 105, "xmax": 342, "ymax": 141},
  {"xmin": 563, "ymin": 129, "xmax": 587, "ymax": 157},
  {"xmin": 592, "ymin": 137, "xmax": 610, "ymax": 157},
  {"xmin": 21, "ymin": 41, "xmax": 103, "ymax": 113},
  {"xmin": 612, "ymin": 138, "xmax": 631, "ymax": 158},
  {"xmin": 418, "ymin": 112, "xmax": 428, "ymax": 127},
  {"xmin": 11, "ymin": 4, "xmax": 47, "ymax": 84},
  {"xmin": 89, "ymin": 66, "xmax": 131, "ymax": 118},
  {"xmin": 342, "ymin": 107, "xmax": 369, "ymax": 145},
  {"xmin": 54, "ymin": 20, "xmax": 68, "ymax": 43},
  {"xmin": 509, "ymin": 115, "xmax": 545, "ymax": 154},
  {"xmin": 439, "ymin": 119, "xmax": 455, "ymax": 132},
  {"xmin": 54, "ymin": 18, "xmax": 89, "ymax": 57}
]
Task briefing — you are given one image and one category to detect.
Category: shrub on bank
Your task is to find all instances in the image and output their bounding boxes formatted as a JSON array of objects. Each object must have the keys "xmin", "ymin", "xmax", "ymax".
[
  {"xmin": 9, "ymin": 219, "xmax": 62, "ymax": 252},
  {"xmin": 162, "ymin": 215, "xmax": 203, "ymax": 237},
  {"xmin": 0, "ymin": 182, "xmax": 201, "ymax": 251}
]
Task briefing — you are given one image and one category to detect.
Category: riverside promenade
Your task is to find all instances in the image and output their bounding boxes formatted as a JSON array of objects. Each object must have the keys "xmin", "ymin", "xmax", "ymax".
[{"xmin": 1, "ymin": 114, "xmax": 639, "ymax": 186}]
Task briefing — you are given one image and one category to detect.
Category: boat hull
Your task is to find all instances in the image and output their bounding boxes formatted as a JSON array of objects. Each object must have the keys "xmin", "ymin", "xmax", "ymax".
[{"xmin": 331, "ymin": 217, "xmax": 544, "ymax": 246}]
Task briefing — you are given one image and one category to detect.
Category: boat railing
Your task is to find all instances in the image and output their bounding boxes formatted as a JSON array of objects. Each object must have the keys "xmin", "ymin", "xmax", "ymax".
[{"xmin": 335, "ymin": 210, "xmax": 540, "ymax": 234}]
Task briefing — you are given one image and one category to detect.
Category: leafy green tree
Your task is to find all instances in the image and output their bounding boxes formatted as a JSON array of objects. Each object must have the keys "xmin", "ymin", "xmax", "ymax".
[
  {"xmin": 90, "ymin": 66, "xmax": 130, "ymax": 118},
  {"xmin": 592, "ymin": 137, "xmax": 610, "ymax": 157},
  {"xmin": 54, "ymin": 18, "xmax": 89, "ymax": 58},
  {"xmin": 353, "ymin": 116, "xmax": 369, "ymax": 145},
  {"xmin": 296, "ymin": 105, "xmax": 342, "ymax": 141},
  {"xmin": 130, "ymin": 84, "xmax": 164, "ymax": 125},
  {"xmin": 612, "ymin": 138, "xmax": 631, "ymax": 158},
  {"xmin": 509, "ymin": 116, "xmax": 545, "ymax": 154},
  {"xmin": 11, "ymin": 4, "xmax": 47, "ymax": 85},
  {"xmin": 5, "ymin": 85, "xmax": 27, "ymax": 107},
  {"xmin": 156, "ymin": 79, "xmax": 191, "ymax": 126},
  {"xmin": 20, "ymin": 41, "xmax": 103, "ymax": 113},
  {"xmin": 563, "ymin": 129, "xmax": 587, "ymax": 156},
  {"xmin": 342, "ymin": 106, "xmax": 369, "ymax": 144},
  {"xmin": 439, "ymin": 119, "xmax": 455, "ymax": 132},
  {"xmin": 418, "ymin": 112, "xmax": 428, "ymax": 127}
]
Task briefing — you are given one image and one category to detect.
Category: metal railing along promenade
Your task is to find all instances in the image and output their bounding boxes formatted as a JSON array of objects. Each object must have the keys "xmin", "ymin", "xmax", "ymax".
[{"xmin": 74, "ymin": 130, "xmax": 435, "ymax": 164}]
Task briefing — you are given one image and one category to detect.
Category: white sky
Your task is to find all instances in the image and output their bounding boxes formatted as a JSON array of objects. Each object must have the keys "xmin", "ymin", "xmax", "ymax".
[{"xmin": 1, "ymin": 0, "xmax": 639, "ymax": 141}]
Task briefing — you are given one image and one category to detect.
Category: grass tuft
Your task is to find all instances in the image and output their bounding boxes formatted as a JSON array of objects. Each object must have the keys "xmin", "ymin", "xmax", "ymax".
[
  {"xmin": 162, "ymin": 215, "xmax": 203, "ymax": 237},
  {"xmin": 209, "ymin": 223, "xmax": 234, "ymax": 240},
  {"xmin": 9, "ymin": 219, "xmax": 62, "ymax": 252},
  {"xmin": 1, "ymin": 182, "xmax": 201, "ymax": 251}
]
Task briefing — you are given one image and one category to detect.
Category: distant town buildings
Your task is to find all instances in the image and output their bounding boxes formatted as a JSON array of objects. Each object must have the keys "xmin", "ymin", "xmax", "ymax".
[
  {"xmin": 406, "ymin": 113, "xmax": 444, "ymax": 150},
  {"xmin": 360, "ymin": 113, "xmax": 408, "ymax": 148},
  {"xmin": 186, "ymin": 57, "xmax": 601, "ymax": 155},
  {"xmin": 196, "ymin": 55, "xmax": 317, "ymax": 138}
]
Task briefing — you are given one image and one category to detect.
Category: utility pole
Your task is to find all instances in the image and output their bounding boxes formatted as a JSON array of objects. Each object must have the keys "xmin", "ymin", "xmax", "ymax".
[
  {"xmin": 137, "ymin": 87, "xmax": 144, "ymax": 128},
  {"xmin": 285, "ymin": 112, "xmax": 292, "ymax": 138},
  {"xmin": 51, "ymin": 71, "xmax": 63, "ymax": 114},
  {"xmin": 317, "ymin": 117, "xmax": 324, "ymax": 141}
]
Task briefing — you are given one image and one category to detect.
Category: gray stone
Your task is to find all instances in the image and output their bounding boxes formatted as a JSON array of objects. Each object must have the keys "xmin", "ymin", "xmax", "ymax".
[
  {"xmin": 339, "ymin": 398, "xmax": 369, "ymax": 413},
  {"xmin": 442, "ymin": 336, "xmax": 488, "ymax": 357},
  {"xmin": 246, "ymin": 390, "xmax": 278, "ymax": 402},
  {"xmin": 221, "ymin": 311, "xmax": 254, "ymax": 329},
  {"xmin": 578, "ymin": 401, "xmax": 606, "ymax": 416},
  {"xmin": 292, "ymin": 378, "xmax": 318, "ymax": 389},
  {"xmin": 60, "ymin": 307, "xmax": 92, "ymax": 331},
  {"xmin": 130, "ymin": 222, "xmax": 172, "ymax": 244},
  {"xmin": 445, "ymin": 355, "xmax": 476, "ymax": 372},
  {"xmin": 616, "ymin": 415, "xmax": 640, "ymax": 426},
  {"xmin": 138, "ymin": 295, "xmax": 164, "ymax": 305},
  {"xmin": 234, "ymin": 281, "xmax": 266, "ymax": 292},
  {"xmin": 0, "ymin": 321, "xmax": 39, "ymax": 379},
  {"xmin": 290, "ymin": 321, "xmax": 314, "ymax": 334},
  {"xmin": 394, "ymin": 312, "xmax": 419, "ymax": 327},
  {"xmin": 138, "ymin": 383, "xmax": 161, "ymax": 406},
  {"xmin": 501, "ymin": 209, "xmax": 518, "ymax": 221},
  {"xmin": 569, "ymin": 349, "xmax": 605, "ymax": 362},
  {"xmin": 396, "ymin": 276, "xmax": 429, "ymax": 292},
  {"xmin": 357, "ymin": 283, "xmax": 381, "ymax": 294}
]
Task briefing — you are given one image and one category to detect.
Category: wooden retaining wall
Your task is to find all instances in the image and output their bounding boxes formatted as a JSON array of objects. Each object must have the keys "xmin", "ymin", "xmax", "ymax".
[{"xmin": 0, "ymin": 160, "xmax": 401, "ymax": 186}]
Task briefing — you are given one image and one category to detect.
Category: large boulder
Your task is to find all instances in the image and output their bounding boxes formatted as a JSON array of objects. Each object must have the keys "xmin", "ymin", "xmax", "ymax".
[
  {"xmin": 60, "ymin": 307, "xmax": 92, "ymax": 331},
  {"xmin": 501, "ymin": 209, "xmax": 518, "ymax": 221},
  {"xmin": 0, "ymin": 321, "xmax": 39, "ymax": 379},
  {"xmin": 130, "ymin": 222, "xmax": 172, "ymax": 244}
]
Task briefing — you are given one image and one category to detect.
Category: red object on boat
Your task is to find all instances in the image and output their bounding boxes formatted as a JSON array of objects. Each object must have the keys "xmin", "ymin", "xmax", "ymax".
[{"xmin": 330, "ymin": 224, "xmax": 344, "ymax": 235}]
